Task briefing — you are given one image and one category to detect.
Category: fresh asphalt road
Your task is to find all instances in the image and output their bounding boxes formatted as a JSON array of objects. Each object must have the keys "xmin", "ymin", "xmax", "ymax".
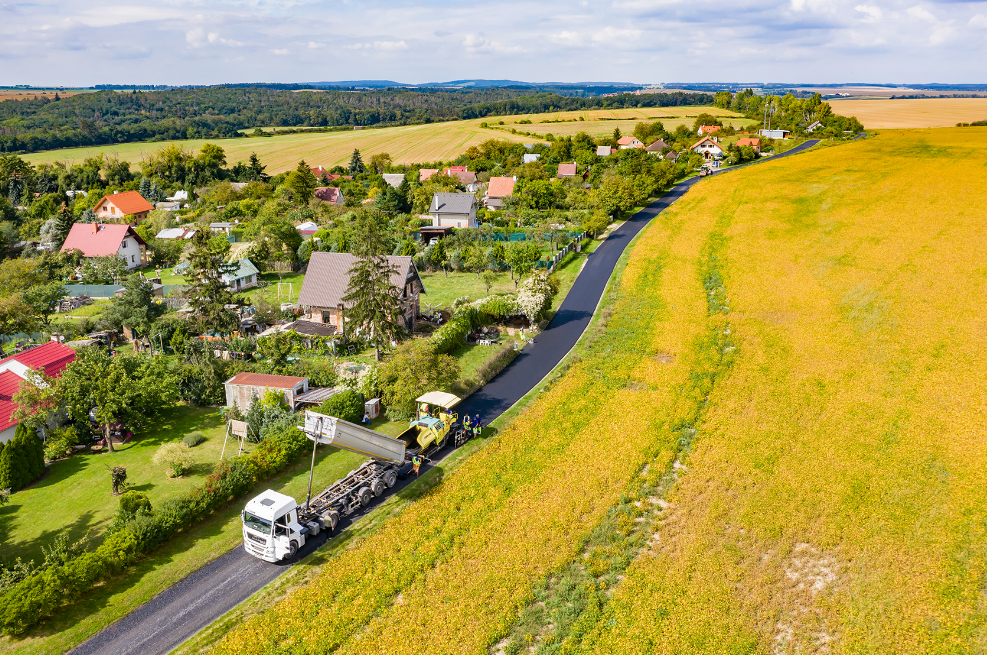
[{"xmin": 69, "ymin": 139, "xmax": 819, "ymax": 655}]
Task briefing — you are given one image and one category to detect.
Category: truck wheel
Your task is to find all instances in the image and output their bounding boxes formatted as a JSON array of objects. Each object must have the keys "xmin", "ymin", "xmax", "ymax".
[
  {"xmin": 371, "ymin": 479, "xmax": 385, "ymax": 497},
  {"xmin": 357, "ymin": 487, "xmax": 372, "ymax": 506},
  {"xmin": 284, "ymin": 540, "xmax": 298, "ymax": 560},
  {"xmin": 383, "ymin": 470, "xmax": 397, "ymax": 488}
]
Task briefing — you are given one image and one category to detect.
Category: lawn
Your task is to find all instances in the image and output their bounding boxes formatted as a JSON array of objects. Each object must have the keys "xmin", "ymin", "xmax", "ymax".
[
  {"xmin": 0, "ymin": 414, "xmax": 369, "ymax": 655},
  {"xmin": 20, "ymin": 105, "xmax": 735, "ymax": 173},
  {"xmin": 238, "ymin": 271, "xmax": 306, "ymax": 306},
  {"xmin": 0, "ymin": 405, "xmax": 227, "ymax": 565}
]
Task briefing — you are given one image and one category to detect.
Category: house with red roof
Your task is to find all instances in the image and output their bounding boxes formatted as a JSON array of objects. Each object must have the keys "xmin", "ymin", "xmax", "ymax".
[
  {"xmin": 557, "ymin": 163, "xmax": 578, "ymax": 178},
  {"xmin": 736, "ymin": 137, "xmax": 761, "ymax": 153},
  {"xmin": 313, "ymin": 187, "xmax": 345, "ymax": 205},
  {"xmin": 617, "ymin": 136, "xmax": 644, "ymax": 149},
  {"xmin": 690, "ymin": 136, "xmax": 725, "ymax": 160},
  {"xmin": 698, "ymin": 125, "xmax": 722, "ymax": 136},
  {"xmin": 60, "ymin": 223, "xmax": 147, "ymax": 269},
  {"xmin": 311, "ymin": 166, "xmax": 352, "ymax": 182},
  {"xmin": 484, "ymin": 176, "xmax": 516, "ymax": 209},
  {"xmin": 418, "ymin": 168, "xmax": 440, "ymax": 182},
  {"xmin": 93, "ymin": 190, "xmax": 154, "ymax": 225},
  {"xmin": 0, "ymin": 342, "xmax": 77, "ymax": 444}
]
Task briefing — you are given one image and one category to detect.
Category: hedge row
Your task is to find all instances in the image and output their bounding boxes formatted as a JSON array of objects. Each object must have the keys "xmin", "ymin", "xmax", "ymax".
[{"xmin": 0, "ymin": 425, "xmax": 309, "ymax": 636}]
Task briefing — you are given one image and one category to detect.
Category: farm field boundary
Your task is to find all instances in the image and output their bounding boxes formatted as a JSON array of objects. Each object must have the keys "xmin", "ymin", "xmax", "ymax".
[{"xmin": 831, "ymin": 97, "xmax": 987, "ymax": 128}]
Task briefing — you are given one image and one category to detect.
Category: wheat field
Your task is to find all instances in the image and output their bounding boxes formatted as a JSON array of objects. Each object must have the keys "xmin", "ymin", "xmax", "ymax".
[
  {"xmin": 832, "ymin": 98, "xmax": 987, "ymax": 128},
  {"xmin": 20, "ymin": 104, "xmax": 737, "ymax": 173}
]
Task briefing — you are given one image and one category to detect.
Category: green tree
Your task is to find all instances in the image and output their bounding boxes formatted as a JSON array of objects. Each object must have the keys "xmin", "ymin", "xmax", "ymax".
[
  {"xmin": 138, "ymin": 177, "xmax": 152, "ymax": 200},
  {"xmin": 692, "ymin": 113, "xmax": 724, "ymax": 131},
  {"xmin": 184, "ymin": 230, "xmax": 239, "ymax": 335},
  {"xmin": 713, "ymin": 91, "xmax": 733, "ymax": 109},
  {"xmin": 23, "ymin": 282, "xmax": 68, "ymax": 331},
  {"xmin": 342, "ymin": 211, "xmax": 405, "ymax": 361},
  {"xmin": 0, "ymin": 259, "xmax": 46, "ymax": 295},
  {"xmin": 102, "ymin": 276, "xmax": 164, "ymax": 334},
  {"xmin": 80, "ymin": 255, "xmax": 125, "ymax": 284},
  {"xmin": 348, "ymin": 149, "xmax": 366, "ymax": 175},
  {"xmin": 256, "ymin": 330, "xmax": 297, "ymax": 375},
  {"xmin": 464, "ymin": 246, "xmax": 488, "ymax": 279},
  {"xmin": 51, "ymin": 203, "xmax": 75, "ymax": 250},
  {"xmin": 612, "ymin": 127, "xmax": 621, "ymax": 141},
  {"xmin": 378, "ymin": 339, "xmax": 460, "ymax": 420},
  {"xmin": 0, "ymin": 423, "xmax": 45, "ymax": 491},
  {"xmin": 57, "ymin": 348, "xmax": 177, "ymax": 453},
  {"xmin": 504, "ymin": 241, "xmax": 541, "ymax": 287},
  {"xmin": 0, "ymin": 294, "xmax": 37, "ymax": 356},
  {"xmin": 369, "ymin": 152, "xmax": 392, "ymax": 173},
  {"xmin": 285, "ymin": 160, "xmax": 317, "ymax": 203}
]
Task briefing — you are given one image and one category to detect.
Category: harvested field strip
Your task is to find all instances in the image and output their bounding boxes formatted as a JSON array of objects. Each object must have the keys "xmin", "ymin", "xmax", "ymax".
[
  {"xmin": 554, "ymin": 128, "xmax": 987, "ymax": 653},
  {"xmin": 831, "ymin": 97, "xmax": 987, "ymax": 128},
  {"xmin": 210, "ymin": 183, "xmax": 719, "ymax": 654}
]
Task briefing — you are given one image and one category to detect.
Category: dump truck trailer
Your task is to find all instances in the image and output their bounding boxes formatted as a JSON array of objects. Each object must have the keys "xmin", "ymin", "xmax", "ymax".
[{"xmin": 242, "ymin": 394, "xmax": 465, "ymax": 562}]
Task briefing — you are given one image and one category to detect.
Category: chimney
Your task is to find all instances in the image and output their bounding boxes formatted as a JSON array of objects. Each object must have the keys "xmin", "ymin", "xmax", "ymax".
[
  {"xmin": 91, "ymin": 224, "xmax": 98, "ymax": 234},
  {"xmin": 114, "ymin": 190, "xmax": 119, "ymax": 194}
]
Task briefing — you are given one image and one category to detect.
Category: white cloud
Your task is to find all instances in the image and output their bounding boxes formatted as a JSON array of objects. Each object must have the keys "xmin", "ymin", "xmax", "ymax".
[
  {"xmin": 906, "ymin": 6, "xmax": 936, "ymax": 23},
  {"xmin": 308, "ymin": 41, "xmax": 325, "ymax": 49},
  {"xmin": 551, "ymin": 31, "xmax": 583, "ymax": 45},
  {"xmin": 270, "ymin": 48, "xmax": 290, "ymax": 55},
  {"xmin": 592, "ymin": 26, "xmax": 643, "ymax": 44},
  {"xmin": 969, "ymin": 14, "xmax": 987, "ymax": 29},
  {"xmin": 855, "ymin": 5, "xmax": 883, "ymax": 20},
  {"xmin": 462, "ymin": 34, "xmax": 524, "ymax": 54},
  {"xmin": 373, "ymin": 40, "xmax": 408, "ymax": 51}
]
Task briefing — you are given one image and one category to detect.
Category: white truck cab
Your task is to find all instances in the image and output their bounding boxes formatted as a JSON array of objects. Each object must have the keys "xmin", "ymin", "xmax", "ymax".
[{"xmin": 242, "ymin": 489, "xmax": 309, "ymax": 562}]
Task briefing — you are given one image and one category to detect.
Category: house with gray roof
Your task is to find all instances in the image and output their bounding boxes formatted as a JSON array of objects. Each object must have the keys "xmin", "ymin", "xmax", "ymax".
[
  {"xmin": 297, "ymin": 252, "xmax": 425, "ymax": 332},
  {"xmin": 222, "ymin": 258, "xmax": 260, "ymax": 291},
  {"xmin": 428, "ymin": 192, "xmax": 477, "ymax": 229},
  {"xmin": 382, "ymin": 173, "xmax": 406, "ymax": 189},
  {"xmin": 596, "ymin": 145, "xmax": 613, "ymax": 157}
]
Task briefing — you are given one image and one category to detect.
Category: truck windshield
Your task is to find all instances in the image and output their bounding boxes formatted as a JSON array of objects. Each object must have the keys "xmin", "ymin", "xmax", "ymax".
[{"xmin": 243, "ymin": 512, "xmax": 272, "ymax": 535}]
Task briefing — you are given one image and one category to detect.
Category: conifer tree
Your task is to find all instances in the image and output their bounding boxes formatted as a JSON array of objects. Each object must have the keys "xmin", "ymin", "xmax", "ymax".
[
  {"xmin": 348, "ymin": 149, "xmax": 365, "ymax": 175},
  {"xmin": 342, "ymin": 210, "xmax": 404, "ymax": 361},
  {"xmin": 138, "ymin": 177, "xmax": 152, "ymax": 201},
  {"xmin": 184, "ymin": 230, "xmax": 239, "ymax": 335}
]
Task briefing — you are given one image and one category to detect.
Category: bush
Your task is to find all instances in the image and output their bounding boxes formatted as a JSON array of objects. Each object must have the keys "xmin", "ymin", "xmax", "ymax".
[
  {"xmin": 110, "ymin": 466, "xmax": 128, "ymax": 494},
  {"xmin": 0, "ymin": 424, "xmax": 45, "ymax": 491},
  {"xmin": 43, "ymin": 426, "xmax": 78, "ymax": 461},
  {"xmin": 378, "ymin": 339, "xmax": 460, "ymax": 420},
  {"xmin": 119, "ymin": 490, "xmax": 152, "ymax": 516},
  {"xmin": 316, "ymin": 389, "xmax": 365, "ymax": 424},
  {"xmin": 183, "ymin": 431, "xmax": 205, "ymax": 448},
  {"xmin": 152, "ymin": 442, "xmax": 194, "ymax": 478}
]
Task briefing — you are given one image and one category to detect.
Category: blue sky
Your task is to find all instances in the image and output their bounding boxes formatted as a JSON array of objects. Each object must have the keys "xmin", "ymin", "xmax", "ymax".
[{"xmin": 1, "ymin": 0, "xmax": 985, "ymax": 86}]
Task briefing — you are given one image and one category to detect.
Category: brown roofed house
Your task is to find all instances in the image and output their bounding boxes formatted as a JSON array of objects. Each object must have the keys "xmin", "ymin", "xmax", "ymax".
[
  {"xmin": 557, "ymin": 163, "xmax": 578, "ymax": 178},
  {"xmin": 93, "ymin": 191, "xmax": 153, "ymax": 225},
  {"xmin": 314, "ymin": 187, "xmax": 345, "ymax": 205},
  {"xmin": 298, "ymin": 252, "xmax": 425, "ymax": 333},
  {"xmin": 645, "ymin": 139, "xmax": 672, "ymax": 154},
  {"xmin": 485, "ymin": 176, "xmax": 516, "ymax": 209}
]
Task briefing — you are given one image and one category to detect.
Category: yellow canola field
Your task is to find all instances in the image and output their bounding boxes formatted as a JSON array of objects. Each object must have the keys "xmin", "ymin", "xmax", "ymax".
[
  {"xmin": 563, "ymin": 128, "xmax": 987, "ymax": 653},
  {"xmin": 208, "ymin": 157, "xmax": 722, "ymax": 654}
]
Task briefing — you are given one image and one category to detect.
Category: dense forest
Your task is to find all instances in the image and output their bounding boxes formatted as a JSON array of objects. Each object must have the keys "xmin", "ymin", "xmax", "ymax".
[{"xmin": 0, "ymin": 87, "xmax": 713, "ymax": 155}]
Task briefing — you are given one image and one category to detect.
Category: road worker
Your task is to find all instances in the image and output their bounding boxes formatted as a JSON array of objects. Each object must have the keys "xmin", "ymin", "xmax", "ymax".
[
  {"xmin": 412, "ymin": 455, "xmax": 422, "ymax": 477},
  {"xmin": 473, "ymin": 414, "xmax": 482, "ymax": 438}
]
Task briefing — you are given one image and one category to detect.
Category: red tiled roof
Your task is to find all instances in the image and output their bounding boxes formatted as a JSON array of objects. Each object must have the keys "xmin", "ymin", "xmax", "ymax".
[
  {"xmin": 557, "ymin": 163, "xmax": 578, "ymax": 177},
  {"xmin": 95, "ymin": 190, "xmax": 153, "ymax": 215},
  {"xmin": 446, "ymin": 166, "xmax": 468, "ymax": 173},
  {"xmin": 736, "ymin": 137, "xmax": 761, "ymax": 147},
  {"xmin": 0, "ymin": 342, "xmax": 77, "ymax": 432},
  {"xmin": 698, "ymin": 125, "xmax": 722, "ymax": 135},
  {"xmin": 419, "ymin": 169, "xmax": 439, "ymax": 182},
  {"xmin": 0, "ymin": 371, "xmax": 24, "ymax": 432},
  {"xmin": 617, "ymin": 136, "xmax": 641, "ymax": 146},
  {"xmin": 60, "ymin": 223, "xmax": 145, "ymax": 257},
  {"xmin": 0, "ymin": 342, "xmax": 77, "ymax": 378},
  {"xmin": 313, "ymin": 187, "xmax": 343, "ymax": 204},
  {"xmin": 226, "ymin": 372, "xmax": 307, "ymax": 389},
  {"xmin": 487, "ymin": 176, "xmax": 515, "ymax": 198}
]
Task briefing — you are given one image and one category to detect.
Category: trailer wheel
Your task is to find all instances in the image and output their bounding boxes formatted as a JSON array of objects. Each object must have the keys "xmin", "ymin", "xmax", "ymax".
[
  {"xmin": 370, "ymin": 479, "xmax": 385, "ymax": 497},
  {"xmin": 383, "ymin": 470, "xmax": 397, "ymax": 488},
  {"xmin": 284, "ymin": 540, "xmax": 298, "ymax": 560},
  {"xmin": 357, "ymin": 487, "xmax": 372, "ymax": 506}
]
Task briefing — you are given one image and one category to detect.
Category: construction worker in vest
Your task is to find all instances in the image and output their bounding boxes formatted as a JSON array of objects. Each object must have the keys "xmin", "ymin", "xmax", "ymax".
[
  {"xmin": 463, "ymin": 414, "xmax": 471, "ymax": 432},
  {"xmin": 412, "ymin": 455, "xmax": 422, "ymax": 477},
  {"xmin": 473, "ymin": 414, "xmax": 482, "ymax": 438}
]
